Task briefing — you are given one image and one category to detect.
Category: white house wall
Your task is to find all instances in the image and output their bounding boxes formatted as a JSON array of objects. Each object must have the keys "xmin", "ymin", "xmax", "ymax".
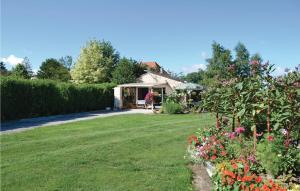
[
  {"xmin": 113, "ymin": 87, "xmax": 122, "ymax": 109},
  {"xmin": 137, "ymin": 73, "xmax": 183, "ymax": 94}
]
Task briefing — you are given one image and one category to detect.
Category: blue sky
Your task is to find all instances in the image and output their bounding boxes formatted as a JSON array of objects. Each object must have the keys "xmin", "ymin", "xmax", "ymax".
[{"xmin": 1, "ymin": 0, "xmax": 300, "ymax": 75}]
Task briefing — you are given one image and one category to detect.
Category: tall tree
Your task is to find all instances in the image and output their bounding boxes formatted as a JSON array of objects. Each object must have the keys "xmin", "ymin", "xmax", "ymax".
[
  {"xmin": 204, "ymin": 42, "xmax": 232, "ymax": 86},
  {"xmin": 234, "ymin": 42, "xmax": 250, "ymax": 77},
  {"xmin": 250, "ymin": 53, "xmax": 263, "ymax": 63},
  {"xmin": 112, "ymin": 58, "xmax": 145, "ymax": 84},
  {"xmin": 0, "ymin": 62, "xmax": 8, "ymax": 75},
  {"xmin": 37, "ymin": 58, "xmax": 71, "ymax": 81},
  {"xmin": 22, "ymin": 57, "xmax": 33, "ymax": 77},
  {"xmin": 71, "ymin": 39, "xmax": 120, "ymax": 83},
  {"xmin": 11, "ymin": 64, "xmax": 31, "ymax": 79},
  {"xmin": 59, "ymin": 56, "xmax": 73, "ymax": 71}
]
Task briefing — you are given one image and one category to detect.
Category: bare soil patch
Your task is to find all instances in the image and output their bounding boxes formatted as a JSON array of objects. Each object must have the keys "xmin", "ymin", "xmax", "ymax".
[{"xmin": 189, "ymin": 164, "xmax": 212, "ymax": 191}]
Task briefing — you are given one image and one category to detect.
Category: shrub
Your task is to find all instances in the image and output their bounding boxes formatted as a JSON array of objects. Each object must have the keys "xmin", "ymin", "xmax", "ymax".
[
  {"xmin": 162, "ymin": 102, "xmax": 182, "ymax": 114},
  {"xmin": 1, "ymin": 77, "xmax": 115, "ymax": 121},
  {"xmin": 256, "ymin": 134, "xmax": 298, "ymax": 177}
]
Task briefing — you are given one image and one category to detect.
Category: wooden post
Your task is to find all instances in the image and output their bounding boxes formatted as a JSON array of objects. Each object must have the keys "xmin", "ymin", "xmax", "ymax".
[
  {"xmin": 161, "ymin": 88, "xmax": 164, "ymax": 104},
  {"xmin": 136, "ymin": 87, "xmax": 138, "ymax": 107},
  {"xmin": 151, "ymin": 88, "xmax": 154, "ymax": 110}
]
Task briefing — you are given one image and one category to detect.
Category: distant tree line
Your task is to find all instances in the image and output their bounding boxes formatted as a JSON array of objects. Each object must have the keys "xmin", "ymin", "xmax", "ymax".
[
  {"xmin": 1, "ymin": 39, "xmax": 146, "ymax": 84},
  {"xmin": 0, "ymin": 40, "xmax": 265, "ymax": 87},
  {"xmin": 182, "ymin": 42, "xmax": 264, "ymax": 87}
]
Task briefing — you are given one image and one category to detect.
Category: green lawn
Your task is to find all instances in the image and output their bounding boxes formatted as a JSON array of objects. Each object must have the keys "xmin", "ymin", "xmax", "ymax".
[{"xmin": 1, "ymin": 113, "xmax": 213, "ymax": 191}]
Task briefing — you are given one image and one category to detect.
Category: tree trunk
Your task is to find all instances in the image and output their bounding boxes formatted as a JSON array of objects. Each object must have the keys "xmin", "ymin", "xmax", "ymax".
[
  {"xmin": 253, "ymin": 124, "xmax": 257, "ymax": 151},
  {"xmin": 216, "ymin": 113, "xmax": 220, "ymax": 128},
  {"xmin": 267, "ymin": 97, "xmax": 271, "ymax": 134},
  {"xmin": 285, "ymin": 123, "xmax": 291, "ymax": 149},
  {"xmin": 232, "ymin": 114, "xmax": 235, "ymax": 132}
]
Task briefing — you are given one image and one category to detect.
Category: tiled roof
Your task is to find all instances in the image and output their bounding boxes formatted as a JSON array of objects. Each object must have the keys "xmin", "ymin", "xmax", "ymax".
[{"xmin": 142, "ymin": 61, "xmax": 160, "ymax": 69}]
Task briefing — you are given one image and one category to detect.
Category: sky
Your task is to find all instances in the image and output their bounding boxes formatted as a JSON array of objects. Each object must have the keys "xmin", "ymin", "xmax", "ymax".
[{"xmin": 1, "ymin": 0, "xmax": 300, "ymax": 75}]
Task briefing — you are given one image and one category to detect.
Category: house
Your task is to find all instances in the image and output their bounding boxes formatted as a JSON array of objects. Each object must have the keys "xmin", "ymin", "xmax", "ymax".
[{"xmin": 114, "ymin": 62, "xmax": 184, "ymax": 109}]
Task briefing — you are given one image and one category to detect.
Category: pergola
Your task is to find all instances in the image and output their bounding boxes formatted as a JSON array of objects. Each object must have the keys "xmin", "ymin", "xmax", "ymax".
[
  {"xmin": 114, "ymin": 82, "xmax": 168, "ymax": 110},
  {"xmin": 175, "ymin": 82, "xmax": 204, "ymax": 105}
]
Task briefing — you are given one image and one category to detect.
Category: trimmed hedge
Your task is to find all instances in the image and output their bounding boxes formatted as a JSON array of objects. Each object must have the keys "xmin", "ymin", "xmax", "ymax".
[{"xmin": 1, "ymin": 77, "xmax": 115, "ymax": 121}]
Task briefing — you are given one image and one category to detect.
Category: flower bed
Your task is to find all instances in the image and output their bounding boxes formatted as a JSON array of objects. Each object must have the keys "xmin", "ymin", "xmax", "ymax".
[{"xmin": 186, "ymin": 61, "xmax": 300, "ymax": 190}]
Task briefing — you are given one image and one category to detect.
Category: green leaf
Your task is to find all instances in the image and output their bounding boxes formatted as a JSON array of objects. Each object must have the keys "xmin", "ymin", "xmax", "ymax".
[
  {"xmin": 274, "ymin": 123, "xmax": 280, "ymax": 130},
  {"xmin": 237, "ymin": 109, "xmax": 246, "ymax": 117}
]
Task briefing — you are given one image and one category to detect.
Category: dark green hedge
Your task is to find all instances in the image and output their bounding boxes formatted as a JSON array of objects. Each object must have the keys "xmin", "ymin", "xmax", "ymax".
[{"xmin": 1, "ymin": 77, "xmax": 115, "ymax": 121}]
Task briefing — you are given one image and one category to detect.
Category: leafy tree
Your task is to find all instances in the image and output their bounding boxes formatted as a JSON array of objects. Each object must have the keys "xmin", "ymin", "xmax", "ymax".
[
  {"xmin": 71, "ymin": 39, "xmax": 120, "ymax": 83},
  {"xmin": 112, "ymin": 58, "xmax": 145, "ymax": 84},
  {"xmin": 184, "ymin": 69, "xmax": 205, "ymax": 84},
  {"xmin": 250, "ymin": 53, "xmax": 263, "ymax": 63},
  {"xmin": 204, "ymin": 42, "xmax": 232, "ymax": 86},
  {"xmin": 0, "ymin": 62, "xmax": 8, "ymax": 75},
  {"xmin": 37, "ymin": 58, "xmax": 71, "ymax": 81},
  {"xmin": 59, "ymin": 56, "xmax": 73, "ymax": 71},
  {"xmin": 234, "ymin": 42, "xmax": 250, "ymax": 77},
  {"xmin": 11, "ymin": 64, "xmax": 31, "ymax": 79}
]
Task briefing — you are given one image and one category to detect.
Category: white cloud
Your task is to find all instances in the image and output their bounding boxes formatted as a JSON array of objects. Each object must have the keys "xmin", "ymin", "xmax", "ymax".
[
  {"xmin": 1, "ymin": 55, "xmax": 24, "ymax": 66},
  {"xmin": 201, "ymin": 51, "xmax": 207, "ymax": 59},
  {"xmin": 272, "ymin": 66, "xmax": 286, "ymax": 77},
  {"xmin": 32, "ymin": 69, "xmax": 38, "ymax": 75},
  {"xmin": 182, "ymin": 64, "xmax": 207, "ymax": 74}
]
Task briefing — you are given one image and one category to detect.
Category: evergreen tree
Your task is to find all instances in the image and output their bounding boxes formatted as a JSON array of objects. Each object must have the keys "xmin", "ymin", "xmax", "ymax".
[
  {"xmin": 234, "ymin": 42, "xmax": 250, "ymax": 77},
  {"xmin": 22, "ymin": 57, "xmax": 33, "ymax": 77}
]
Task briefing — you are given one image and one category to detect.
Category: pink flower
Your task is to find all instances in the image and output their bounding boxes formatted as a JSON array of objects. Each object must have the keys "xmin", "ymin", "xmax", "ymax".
[
  {"xmin": 235, "ymin": 127, "xmax": 245, "ymax": 134},
  {"xmin": 247, "ymin": 155, "xmax": 257, "ymax": 163},
  {"xmin": 256, "ymin": 132, "xmax": 264, "ymax": 137},
  {"xmin": 228, "ymin": 132, "xmax": 236, "ymax": 140}
]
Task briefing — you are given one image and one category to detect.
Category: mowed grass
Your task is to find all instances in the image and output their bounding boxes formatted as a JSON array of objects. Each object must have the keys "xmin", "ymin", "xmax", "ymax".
[{"xmin": 1, "ymin": 113, "xmax": 213, "ymax": 191}]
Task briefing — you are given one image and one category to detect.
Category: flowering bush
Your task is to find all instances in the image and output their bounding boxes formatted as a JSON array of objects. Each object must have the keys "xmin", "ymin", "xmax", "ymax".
[
  {"xmin": 186, "ymin": 62, "xmax": 300, "ymax": 190},
  {"xmin": 213, "ymin": 159, "xmax": 287, "ymax": 191},
  {"xmin": 187, "ymin": 126, "xmax": 229, "ymax": 163}
]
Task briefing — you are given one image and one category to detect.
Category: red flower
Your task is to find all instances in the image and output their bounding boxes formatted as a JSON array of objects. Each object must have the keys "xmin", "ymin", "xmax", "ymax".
[
  {"xmin": 221, "ymin": 151, "xmax": 227, "ymax": 156},
  {"xmin": 188, "ymin": 135, "xmax": 199, "ymax": 144},
  {"xmin": 223, "ymin": 170, "xmax": 236, "ymax": 178},
  {"xmin": 244, "ymin": 163, "xmax": 250, "ymax": 174},
  {"xmin": 267, "ymin": 135, "xmax": 274, "ymax": 141},
  {"xmin": 232, "ymin": 163, "xmax": 238, "ymax": 169},
  {"xmin": 211, "ymin": 155, "xmax": 217, "ymax": 160},
  {"xmin": 255, "ymin": 176, "xmax": 262, "ymax": 183},
  {"xmin": 242, "ymin": 175, "xmax": 254, "ymax": 182}
]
